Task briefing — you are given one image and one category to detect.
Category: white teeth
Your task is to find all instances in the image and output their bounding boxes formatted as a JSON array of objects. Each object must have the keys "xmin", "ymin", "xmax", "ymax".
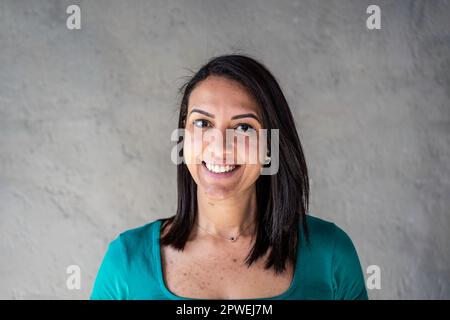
[{"xmin": 204, "ymin": 162, "xmax": 236, "ymax": 173}]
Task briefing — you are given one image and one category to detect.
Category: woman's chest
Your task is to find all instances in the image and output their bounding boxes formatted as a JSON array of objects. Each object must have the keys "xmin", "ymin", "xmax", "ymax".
[{"xmin": 160, "ymin": 244, "xmax": 294, "ymax": 299}]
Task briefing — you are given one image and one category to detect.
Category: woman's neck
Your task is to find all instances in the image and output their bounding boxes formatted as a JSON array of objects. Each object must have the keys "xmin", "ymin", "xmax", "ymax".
[{"xmin": 195, "ymin": 186, "xmax": 258, "ymax": 241}]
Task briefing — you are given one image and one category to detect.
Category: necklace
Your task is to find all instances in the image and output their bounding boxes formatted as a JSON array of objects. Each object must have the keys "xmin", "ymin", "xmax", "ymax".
[{"xmin": 195, "ymin": 220, "xmax": 254, "ymax": 242}]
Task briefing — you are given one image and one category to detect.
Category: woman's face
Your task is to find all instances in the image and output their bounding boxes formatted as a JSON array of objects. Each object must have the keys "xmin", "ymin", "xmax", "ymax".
[{"xmin": 183, "ymin": 75, "xmax": 265, "ymax": 200}]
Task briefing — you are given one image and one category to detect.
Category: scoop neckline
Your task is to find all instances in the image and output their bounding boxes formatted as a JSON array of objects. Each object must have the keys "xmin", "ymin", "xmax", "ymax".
[{"xmin": 153, "ymin": 219, "xmax": 300, "ymax": 300}]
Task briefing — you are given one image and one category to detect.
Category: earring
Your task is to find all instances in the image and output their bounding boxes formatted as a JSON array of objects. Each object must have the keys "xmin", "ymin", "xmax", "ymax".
[{"xmin": 264, "ymin": 154, "xmax": 271, "ymax": 165}]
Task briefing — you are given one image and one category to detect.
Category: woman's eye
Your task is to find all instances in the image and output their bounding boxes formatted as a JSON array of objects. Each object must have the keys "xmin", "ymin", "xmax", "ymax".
[
  {"xmin": 235, "ymin": 123, "xmax": 253, "ymax": 132},
  {"xmin": 193, "ymin": 119, "xmax": 210, "ymax": 128}
]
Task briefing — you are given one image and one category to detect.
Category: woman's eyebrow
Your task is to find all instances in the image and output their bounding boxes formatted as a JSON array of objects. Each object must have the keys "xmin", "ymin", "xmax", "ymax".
[
  {"xmin": 189, "ymin": 108, "xmax": 260, "ymax": 122},
  {"xmin": 231, "ymin": 113, "xmax": 260, "ymax": 122},
  {"xmin": 189, "ymin": 108, "xmax": 214, "ymax": 118}
]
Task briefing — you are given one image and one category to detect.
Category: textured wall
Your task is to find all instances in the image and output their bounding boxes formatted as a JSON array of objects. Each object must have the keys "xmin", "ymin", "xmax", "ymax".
[{"xmin": 0, "ymin": 0, "xmax": 449, "ymax": 299}]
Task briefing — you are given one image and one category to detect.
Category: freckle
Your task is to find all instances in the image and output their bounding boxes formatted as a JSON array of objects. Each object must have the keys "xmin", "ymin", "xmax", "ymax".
[
  {"xmin": 183, "ymin": 272, "xmax": 187, "ymax": 276},
  {"xmin": 233, "ymin": 258, "xmax": 237, "ymax": 263},
  {"xmin": 220, "ymin": 276, "xmax": 223, "ymax": 280}
]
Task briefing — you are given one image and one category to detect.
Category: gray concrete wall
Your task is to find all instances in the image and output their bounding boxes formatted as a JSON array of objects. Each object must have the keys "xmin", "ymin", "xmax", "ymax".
[{"xmin": 0, "ymin": 0, "xmax": 449, "ymax": 299}]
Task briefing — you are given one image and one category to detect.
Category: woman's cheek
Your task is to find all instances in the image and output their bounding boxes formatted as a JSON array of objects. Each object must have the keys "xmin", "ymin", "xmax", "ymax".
[
  {"xmin": 183, "ymin": 128, "xmax": 203, "ymax": 165},
  {"xmin": 243, "ymin": 134, "xmax": 261, "ymax": 165}
]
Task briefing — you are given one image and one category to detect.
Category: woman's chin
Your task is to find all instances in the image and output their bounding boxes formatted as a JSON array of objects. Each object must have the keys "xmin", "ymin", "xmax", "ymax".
[{"xmin": 199, "ymin": 185, "xmax": 236, "ymax": 200}]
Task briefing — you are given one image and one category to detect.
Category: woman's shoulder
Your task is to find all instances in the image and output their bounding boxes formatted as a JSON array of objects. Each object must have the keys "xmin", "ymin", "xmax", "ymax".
[
  {"xmin": 304, "ymin": 213, "xmax": 360, "ymax": 255},
  {"xmin": 304, "ymin": 213, "xmax": 340, "ymax": 239},
  {"xmin": 305, "ymin": 213, "xmax": 336, "ymax": 232},
  {"xmin": 304, "ymin": 213, "xmax": 368, "ymax": 299},
  {"xmin": 91, "ymin": 218, "xmax": 165, "ymax": 299},
  {"xmin": 113, "ymin": 218, "xmax": 164, "ymax": 252},
  {"xmin": 308, "ymin": 214, "xmax": 368, "ymax": 299}
]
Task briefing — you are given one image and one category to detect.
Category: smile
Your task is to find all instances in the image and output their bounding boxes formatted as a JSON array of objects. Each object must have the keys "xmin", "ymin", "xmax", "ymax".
[{"xmin": 201, "ymin": 161, "xmax": 241, "ymax": 175}]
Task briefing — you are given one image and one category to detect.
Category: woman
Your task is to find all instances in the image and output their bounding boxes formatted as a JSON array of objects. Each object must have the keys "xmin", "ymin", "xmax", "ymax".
[{"xmin": 90, "ymin": 54, "xmax": 368, "ymax": 300}]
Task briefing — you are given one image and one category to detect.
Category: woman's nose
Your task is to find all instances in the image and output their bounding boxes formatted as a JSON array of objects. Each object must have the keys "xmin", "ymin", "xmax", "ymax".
[{"xmin": 203, "ymin": 128, "xmax": 235, "ymax": 163}]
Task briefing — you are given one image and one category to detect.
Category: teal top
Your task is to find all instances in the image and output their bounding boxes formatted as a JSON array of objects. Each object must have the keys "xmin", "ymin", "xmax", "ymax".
[{"xmin": 90, "ymin": 215, "xmax": 368, "ymax": 300}]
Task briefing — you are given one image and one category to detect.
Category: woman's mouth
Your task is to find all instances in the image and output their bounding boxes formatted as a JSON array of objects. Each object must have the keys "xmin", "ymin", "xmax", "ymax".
[{"xmin": 201, "ymin": 161, "xmax": 241, "ymax": 178}]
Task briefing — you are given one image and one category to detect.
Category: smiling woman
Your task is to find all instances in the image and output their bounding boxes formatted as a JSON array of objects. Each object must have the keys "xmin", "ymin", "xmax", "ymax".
[{"xmin": 90, "ymin": 54, "xmax": 368, "ymax": 300}]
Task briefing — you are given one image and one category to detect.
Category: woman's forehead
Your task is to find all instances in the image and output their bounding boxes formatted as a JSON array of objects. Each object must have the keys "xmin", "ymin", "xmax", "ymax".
[{"xmin": 188, "ymin": 76, "xmax": 260, "ymax": 116}]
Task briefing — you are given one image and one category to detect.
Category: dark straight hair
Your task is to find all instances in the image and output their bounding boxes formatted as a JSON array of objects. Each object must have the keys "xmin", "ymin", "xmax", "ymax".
[{"xmin": 160, "ymin": 54, "xmax": 310, "ymax": 274}]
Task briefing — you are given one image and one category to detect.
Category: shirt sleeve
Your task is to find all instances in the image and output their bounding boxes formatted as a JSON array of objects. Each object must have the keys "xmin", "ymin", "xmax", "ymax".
[
  {"xmin": 90, "ymin": 235, "xmax": 129, "ymax": 300},
  {"xmin": 331, "ymin": 224, "xmax": 368, "ymax": 300}
]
